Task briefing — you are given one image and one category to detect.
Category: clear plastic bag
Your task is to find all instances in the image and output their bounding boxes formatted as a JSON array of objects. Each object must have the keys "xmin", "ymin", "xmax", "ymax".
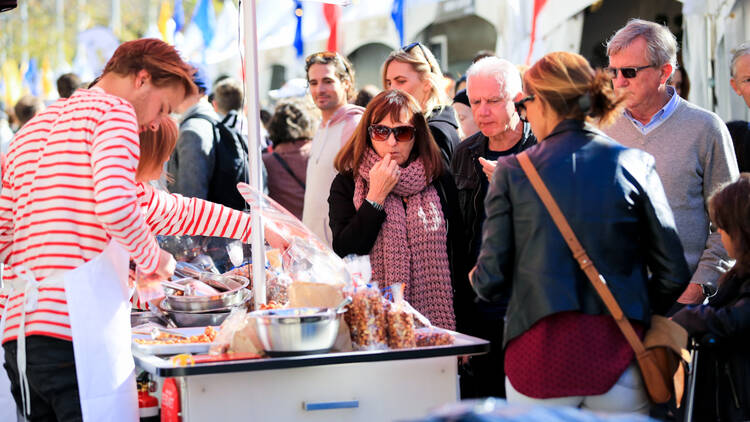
[
  {"xmin": 345, "ymin": 283, "xmax": 388, "ymax": 351},
  {"xmin": 386, "ymin": 283, "xmax": 416, "ymax": 349},
  {"xmin": 209, "ymin": 307, "xmax": 249, "ymax": 355}
]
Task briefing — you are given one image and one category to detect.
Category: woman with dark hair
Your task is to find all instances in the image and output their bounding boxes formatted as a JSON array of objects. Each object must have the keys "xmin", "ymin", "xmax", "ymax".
[
  {"xmin": 382, "ymin": 43, "xmax": 462, "ymax": 164},
  {"xmin": 262, "ymin": 99, "xmax": 317, "ymax": 219},
  {"xmin": 328, "ymin": 89, "xmax": 469, "ymax": 330},
  {"xmin": 470, "ymin": 51, "xmax": 690, "ymax": 413},
  {"xmin": 672, "ymin": 174, "xmax": 750, "ymax": 421}
]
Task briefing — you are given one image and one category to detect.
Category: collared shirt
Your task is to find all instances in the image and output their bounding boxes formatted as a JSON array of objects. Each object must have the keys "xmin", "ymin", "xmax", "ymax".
[{"xmin": 624, "ymin": 85, "xmax": 679, "ymax": 135}]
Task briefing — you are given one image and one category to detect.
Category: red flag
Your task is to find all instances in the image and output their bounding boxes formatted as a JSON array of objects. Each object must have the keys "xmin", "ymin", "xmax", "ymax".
[
  {"xmin": 323, "ymin": 3, "xmax": 342, "ymax": 52},
  {"xmin": 525, "ymin": 0, "xmax": 547, "ymax": 65}
]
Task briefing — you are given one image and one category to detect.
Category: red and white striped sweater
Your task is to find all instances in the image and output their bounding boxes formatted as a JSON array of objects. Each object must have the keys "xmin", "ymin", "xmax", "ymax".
[{"xmin": 0, "ymin": 89, "xmax": 251, "ymax": 343}]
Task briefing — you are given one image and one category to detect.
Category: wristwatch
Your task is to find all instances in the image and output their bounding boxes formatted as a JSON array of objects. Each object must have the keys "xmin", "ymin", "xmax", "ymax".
[
  {"xmin": 366, "ymin": 199, "xmax": 384, "ymax": 211},
  {"xmin": 701, "ymin": 284, "xmax": 717, "ymax": 298}
]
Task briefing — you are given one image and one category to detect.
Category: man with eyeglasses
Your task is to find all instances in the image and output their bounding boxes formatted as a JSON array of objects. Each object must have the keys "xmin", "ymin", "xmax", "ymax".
[
  {"xmin": 450, "ymin": 56, "xmax": 536, "ymax": 399},
  {"xmin": 302, "ymin": 51, "xmax": 364, "ymax": 245},
  {"xmin": 604, "ymin": 19, "xmax": 738, "ymax": 306}
]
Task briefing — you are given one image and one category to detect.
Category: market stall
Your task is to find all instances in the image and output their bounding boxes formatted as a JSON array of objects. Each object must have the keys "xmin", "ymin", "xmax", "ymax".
[{"xmin": 130, "ymin": 182, "xmax": 489, "ymax": 420}]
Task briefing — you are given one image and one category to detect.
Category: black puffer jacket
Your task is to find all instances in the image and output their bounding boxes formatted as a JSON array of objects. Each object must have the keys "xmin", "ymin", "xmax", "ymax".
[
  {"xmin": 470, "ymin": 119, "xmax": 691, "ymax": 347},
  {"xmin": 428, "ymin": 106, "xmax": 461, "ymax": 166},
  {"xmin": 672, "ymin": 270, "xmax": 750, "ymax": 421}
]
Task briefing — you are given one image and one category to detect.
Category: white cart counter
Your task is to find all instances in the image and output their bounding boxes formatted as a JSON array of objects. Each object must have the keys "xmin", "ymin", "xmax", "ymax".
[{"xmin": 134, "ymin": 331, "xmax": 489, "ymax": 421}]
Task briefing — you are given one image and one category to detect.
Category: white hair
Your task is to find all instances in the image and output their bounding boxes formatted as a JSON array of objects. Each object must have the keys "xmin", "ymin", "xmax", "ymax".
[
  {"xmin": 731, "ymin": 42, "xmax": 750, "ymax": 77},
  {"xmin": 465, "ymin": 56, "xmax": 522, "ymax": 100}
]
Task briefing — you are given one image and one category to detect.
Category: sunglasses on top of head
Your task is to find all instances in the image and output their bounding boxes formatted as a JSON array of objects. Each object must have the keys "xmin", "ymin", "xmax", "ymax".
[
  {"xmin": 604, "ymin": 64, "xmax": 654, "ymax": 79},
  {"xmin": 369, "ymin": 125, "xmax": 416, "ymax": 143},
  {"xmin": 514, "ymin": 95, "xmax": 535, "ymax": 123},
  {"xmin": 401, "ymin": 42, "xmax": 436, "ymax": 74}
]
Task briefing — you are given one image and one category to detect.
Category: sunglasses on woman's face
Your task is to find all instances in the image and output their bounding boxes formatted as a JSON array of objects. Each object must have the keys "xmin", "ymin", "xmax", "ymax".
[
  {"xmin": 514, "ymin": 95, "xmax": 535, "ymax": 123},
  {"xmin": 369, "ymin": 124, "xmax": 416, "ymax": 142}
]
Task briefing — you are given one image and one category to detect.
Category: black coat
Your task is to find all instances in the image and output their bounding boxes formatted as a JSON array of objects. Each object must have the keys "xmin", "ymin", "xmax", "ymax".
[
  {"xmin": 328, "ymin": 170, "xmax": 474, "ymax": 332},
  {"xmin": 428, "ymin": 106, "xmax": 461, "ymax": 166},
  {"xmin": 672, "ymin": 270, "xmax": 750, "ymax": 421},
  {"xmin": 726, "ymin": 120, "xmax": 750, "ymax": 173},
  {"xmin": 471, "ymin": 119, "xmax": 691, "ymax": 347}
]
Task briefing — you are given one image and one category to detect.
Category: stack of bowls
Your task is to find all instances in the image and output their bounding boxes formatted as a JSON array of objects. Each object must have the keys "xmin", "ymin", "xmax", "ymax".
[{"xmin": 159, "ymin": 274, "xmax": 252, "ymax": 327}]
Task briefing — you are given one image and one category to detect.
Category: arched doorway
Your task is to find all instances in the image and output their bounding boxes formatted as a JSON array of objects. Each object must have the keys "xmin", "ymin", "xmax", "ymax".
[{"xmin": 347, "ymin": 42, "xmax": 393, "ymax": 90}]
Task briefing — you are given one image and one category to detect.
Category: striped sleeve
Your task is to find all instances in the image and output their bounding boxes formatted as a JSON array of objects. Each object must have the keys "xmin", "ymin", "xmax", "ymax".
[
  {"xmin": 90, "ymin": 105, "xmax": 160, "ymax": 273},
  {"xmin": 0, "ymin": 156, "xmax": 15, "ymax": 264},
  {"xmin": 138, "ymin": 184, "xmax": 252, "ymax": 242}
]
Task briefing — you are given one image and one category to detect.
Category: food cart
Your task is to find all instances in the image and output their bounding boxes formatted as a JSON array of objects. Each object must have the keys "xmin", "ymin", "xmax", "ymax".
[{"xmin": 134, "ymin": 332, "xmax": 488, "ymax": 421}]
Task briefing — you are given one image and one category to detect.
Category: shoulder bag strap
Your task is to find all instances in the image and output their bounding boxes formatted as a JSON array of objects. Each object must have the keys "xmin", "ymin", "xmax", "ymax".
[
  {"xmin": 272, "ymin": 152, "xmax": 306, "ymax": 189},
  {"xmin": 516, "ymin": 151, "xmax": 647, "ymax": 355}
]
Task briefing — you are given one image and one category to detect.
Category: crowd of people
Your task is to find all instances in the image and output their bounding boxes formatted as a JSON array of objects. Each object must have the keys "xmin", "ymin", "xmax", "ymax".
[{"xmin": 0, "ymin": 16, "xmax": 748, "ymax": 422}]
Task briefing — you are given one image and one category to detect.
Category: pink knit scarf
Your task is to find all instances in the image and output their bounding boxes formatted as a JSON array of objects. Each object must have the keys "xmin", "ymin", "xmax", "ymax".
[{"xmin": 353, "ymin": 148, "xmax": 455, "ymax": 329}]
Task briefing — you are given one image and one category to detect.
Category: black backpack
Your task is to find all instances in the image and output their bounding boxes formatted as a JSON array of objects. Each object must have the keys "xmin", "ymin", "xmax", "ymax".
[{"xmin": 181, "ymin": 113, "xmax": 250, "ymax": 211}]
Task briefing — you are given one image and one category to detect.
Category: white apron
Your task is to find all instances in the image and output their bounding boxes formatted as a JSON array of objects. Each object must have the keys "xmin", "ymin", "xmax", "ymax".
[{"xmin": 10, "ymin": 240, "xmax": 137, "ymax": 421}]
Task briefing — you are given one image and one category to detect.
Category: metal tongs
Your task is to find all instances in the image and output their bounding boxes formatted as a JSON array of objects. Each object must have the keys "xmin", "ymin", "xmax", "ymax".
[{"xmin": 173, "ymin": 262, "xmax": 232, "ymax": 292}]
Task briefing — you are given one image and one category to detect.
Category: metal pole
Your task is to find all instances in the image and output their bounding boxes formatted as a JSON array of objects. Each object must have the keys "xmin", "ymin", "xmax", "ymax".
[
  {"xmin": 684, "ymin": 339, "xmax": 699, "ymax": 422},
  {"xmin": 110, "ymin": 0, "xmax": 121, "ymax": 38},
  {"xmin": 56, "ymin": 0, "xmax": 65, "ymax": 72},
  {"xmin": 242, "ymin": 0, "xmax": 267, "ymax": 309},
  {"xmin": 20, "ymin": 1, "xmax": 28, "ymax": 66}
]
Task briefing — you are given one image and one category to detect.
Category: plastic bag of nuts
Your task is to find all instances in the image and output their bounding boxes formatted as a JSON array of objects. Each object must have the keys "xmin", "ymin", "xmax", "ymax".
[
  {"xmin": 386, "ymin": 283, "xmax": 415, "ymax": 349},
  {"xmin": 415, "ymin": 327, "xmax": 455, "ymax": 347},
  {"xmin": 345, "ymin": 284, "xmax": 387, "ymax": 350}
]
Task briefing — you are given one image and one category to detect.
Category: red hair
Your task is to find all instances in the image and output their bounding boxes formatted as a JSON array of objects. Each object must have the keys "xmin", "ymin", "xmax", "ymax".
[
  {"xmin": 102, "ymin": 38, "xmax": 197, "ymax": 97},
  {"xmin": 137, "ymin": 116, "xmax": 178, "ymax": 182}
]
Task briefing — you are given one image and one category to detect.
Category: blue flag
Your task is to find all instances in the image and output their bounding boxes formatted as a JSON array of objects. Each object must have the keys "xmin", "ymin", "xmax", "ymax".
[
  {"xmin": 391, "ymin": 0, "xmax": 404, "ymax": 47},
  {"xmin": 23, "ymin": 58, "xmax": 39, "ymax": 97},
  {"xmin": 293, "ymin": 1, "xmax": 304, "ymax": 58},
  {"xmin": 173, "ymin": 0, "xmax": 185, "ymax": 33},
  {"xmin": 191, "ymin": 0, "xmax": 216, "ymax": 47}
]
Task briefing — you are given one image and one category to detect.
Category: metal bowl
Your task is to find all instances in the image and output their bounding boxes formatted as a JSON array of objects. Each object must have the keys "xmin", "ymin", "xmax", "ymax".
[
  {"xmin": 158, "ymin": 289, "xmax": 252, "ymax": 327},
  {"xmin": 130, "ymin": 311, "xmax": 164, "ymax": 327},
  {"xmin": 165, "ymin": 275, "xmax": 249, "ymax": 312},
  {"xmin": 167, "ymin": 309, "xmax": 231, "ymax": 327},
  {"xmin": 248, "ymin": 307, "xmax": 345, "ymax": 356}
]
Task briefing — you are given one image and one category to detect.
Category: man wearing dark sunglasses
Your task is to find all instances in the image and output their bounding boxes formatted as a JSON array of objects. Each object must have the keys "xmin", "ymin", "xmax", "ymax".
[
  {"xmin": 605, "ymin": 19, "xmax": 738, "ymax": 306},
  {"xmin": 450, "ymin": 56, "xmax": 536, "ymax": 400},
  {"xmin": 302, "ymin": 51, "xmax": 364, "ymax": 245}
]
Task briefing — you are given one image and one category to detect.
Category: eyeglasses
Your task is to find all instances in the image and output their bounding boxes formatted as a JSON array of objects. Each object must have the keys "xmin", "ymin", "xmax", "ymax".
[
  {"xmin": 604, "ymin": 65, "xmax": 654, "ymax": 79},
  {"xmin": 514, "ymin": 95, "xmax": 535, "ymax": 123},
  {"xmin": 401, "ymin": 42, "xmax": 436, "ymax": 74},
  {"xmin": 369, "ymin": 124, "xmax": 416, "ymax": 143}
]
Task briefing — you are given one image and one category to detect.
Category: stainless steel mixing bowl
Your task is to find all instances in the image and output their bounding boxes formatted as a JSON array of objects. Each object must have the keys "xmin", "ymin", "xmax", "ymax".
[
  {"xmin": 164, "ymin": 275, "xmax": 249, "ymax": 312},
  {"xmin": 248, "ymin": 307, "xmax": 345, "ymax": 356}
]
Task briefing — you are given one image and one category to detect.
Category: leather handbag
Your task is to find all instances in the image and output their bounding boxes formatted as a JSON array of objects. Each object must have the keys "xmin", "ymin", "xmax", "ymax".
[{"xmin": 517, "ymin": 151, "xmax": 690, "ymax": 405}]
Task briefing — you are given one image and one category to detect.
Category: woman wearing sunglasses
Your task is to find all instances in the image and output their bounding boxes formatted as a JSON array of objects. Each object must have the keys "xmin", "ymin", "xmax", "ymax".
[
  {"xmin": 328, "ymin": 89, "xmax": 469, "ymax": 330},
  {"xmin": 470, "ymin": 52, "xmax": 690, "ymax": 413},
  {"xmin": 382, "ymin": 42, "xmax": 461, "ymax": 165}
]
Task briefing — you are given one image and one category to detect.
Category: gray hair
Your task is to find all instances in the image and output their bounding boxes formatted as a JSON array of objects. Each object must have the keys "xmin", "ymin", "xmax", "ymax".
[
  {"xmin": 465, "ymin": 56, "xmax": 522, "ymax": 100},
  {"xmin": 606, "ymin": 19, "xmax": 678, "ymax": 75},
  {"xmin": 731, "ymin": 42, "xmax": 750, "ymax": 77}
]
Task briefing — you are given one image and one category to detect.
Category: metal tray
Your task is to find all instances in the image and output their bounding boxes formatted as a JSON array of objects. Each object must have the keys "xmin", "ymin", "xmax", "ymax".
[{"xmin": 131, "ymin": 327, "xmax": 217, "ymax": 355}]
